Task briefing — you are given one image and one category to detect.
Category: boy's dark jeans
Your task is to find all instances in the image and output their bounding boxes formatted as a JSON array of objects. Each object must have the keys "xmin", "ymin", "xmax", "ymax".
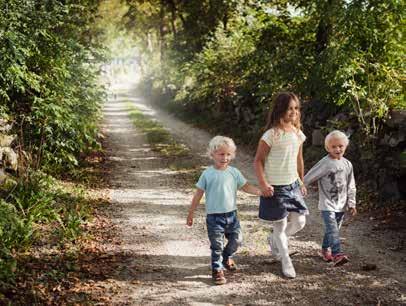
[
  {"xmin": 321, "ymin": 211, "xmax": 345, "ymax": 256},
  {"xmin": 206, "ymin": 210, "xmax": 242, "ymax": 271}
]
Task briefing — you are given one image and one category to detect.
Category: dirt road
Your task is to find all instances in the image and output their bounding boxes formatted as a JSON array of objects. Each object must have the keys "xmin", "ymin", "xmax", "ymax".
[{"xmin": 99, "ymin": 82, "xmax": 406, "ymax": 305}]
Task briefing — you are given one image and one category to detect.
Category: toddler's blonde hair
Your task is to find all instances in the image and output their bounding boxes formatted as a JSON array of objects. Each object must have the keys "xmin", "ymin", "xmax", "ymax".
[
  {"xmin": 208, "ymin": 136, "xmax": 236, "ymax": 159},
  {"xmin": 325, "ymin": 130, "xmax": 349, "ymax": 151}
]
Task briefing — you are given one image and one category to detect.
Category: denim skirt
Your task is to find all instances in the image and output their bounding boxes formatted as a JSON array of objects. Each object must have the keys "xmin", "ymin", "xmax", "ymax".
[{"xmin": 259, "ymin": 180, "xmax": 309, "ymax": 221}]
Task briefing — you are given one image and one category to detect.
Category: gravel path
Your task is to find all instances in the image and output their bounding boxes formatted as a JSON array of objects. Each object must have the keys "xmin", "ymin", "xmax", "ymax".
[{"xmin": 99, "ymin": 82, "xmax": 406, "ymax": 305}]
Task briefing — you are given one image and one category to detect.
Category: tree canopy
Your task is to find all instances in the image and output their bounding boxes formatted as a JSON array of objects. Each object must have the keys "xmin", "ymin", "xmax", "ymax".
[
  {"xmin": 124, "ymin": 0, "xmax": 405, "ymax": 140},
  {"xmin": 0, "ymin": 0, "xmax": 105, "ymax": 171}
]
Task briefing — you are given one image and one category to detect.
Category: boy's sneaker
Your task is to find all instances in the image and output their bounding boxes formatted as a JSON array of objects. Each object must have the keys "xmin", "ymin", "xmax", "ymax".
[
  {"xmin": 223, "ymin": 258, "xmax": 237, "ymax": 271},
  {"xmin": 333, "ymin": 253, "xmax": 349, "ymax": 266},
  {"xmin": 212, "ymin": 270, "xmax": 227, "ymax": 285},
  {"xmin": 321, "ymin": 249, "xmax": 333, "ymax": 262}
]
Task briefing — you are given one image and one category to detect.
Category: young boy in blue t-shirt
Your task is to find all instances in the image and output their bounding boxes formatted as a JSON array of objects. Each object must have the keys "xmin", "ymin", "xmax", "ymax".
[{"xmin": 187, "ymin": 136, "xmax": 262, "ymax": 285}]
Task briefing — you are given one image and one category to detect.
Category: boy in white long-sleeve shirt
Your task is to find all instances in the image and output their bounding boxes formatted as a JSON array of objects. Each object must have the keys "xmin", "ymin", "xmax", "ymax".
[{"xmin": 304, "ymin": 130, "xmax": 356, "ymax": 266}]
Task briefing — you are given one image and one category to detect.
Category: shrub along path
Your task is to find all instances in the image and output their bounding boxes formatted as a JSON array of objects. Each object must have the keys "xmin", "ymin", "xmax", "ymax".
[{"xmin": 96, "ymin": 81, "xmax": 406, "ymax": 305}]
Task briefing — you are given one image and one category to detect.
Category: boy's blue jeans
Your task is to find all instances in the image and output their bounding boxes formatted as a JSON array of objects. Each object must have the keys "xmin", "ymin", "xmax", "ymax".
[
  {"xmin": 321, "ymin": 211, "xmax": 345, "ymax": 256},
  {"xmin": 206, "ymin": 210, "xmax": 242, "ymax": 271}
]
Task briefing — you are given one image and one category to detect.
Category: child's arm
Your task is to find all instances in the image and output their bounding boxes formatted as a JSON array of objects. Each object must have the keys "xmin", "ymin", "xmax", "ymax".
[
  {"xmin": 303, "ymin": 158, "xmax": 328, "ymax": 187},
  {"xmin": 186, "ymin": 188, "xmax": 204, "ymax": 226},
  {"xmin": 297, "ymin": 144, "xmax": 307, "ymax": 196},
  {"xmin": 347, "ymin": 164, "xmax": 357, "ymax": 216},
  {"xmin": 254, "ymin": 140, "xmax": 274, "ymax": 197},
  {"xmin": 297, "ymin": 144, "xmax": 305, "ymax": 183},
  {"xmin": 241, "ymin": 183, "xmax": 262, "ymax": 196}
]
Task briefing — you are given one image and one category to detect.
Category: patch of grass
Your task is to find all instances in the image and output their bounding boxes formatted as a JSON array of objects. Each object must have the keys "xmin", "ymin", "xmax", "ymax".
[
  {"xmin": 127, "ymin": 104, "xmax": 190, "ymax": 157},
  {"xmin": 168, "ymin": 160, "xmax": 203, "ymax": 174},
  {"xmin": 60, "ymin": 150, "xmax": 108, "ymax": 188},
  {"xmin": 0, "ymin": 146, "xmax": 113, "ymax": 304},
  {"xmin": 0, "ymin": 170, "xmax": 94, "ymax": 286},
  {"xmin": 127, "ymin": 104, "xmax": 209, "ymax": 188},
  {"xmin": 173, "ymin": 167, "xmax": 204, "ymax": 187}
]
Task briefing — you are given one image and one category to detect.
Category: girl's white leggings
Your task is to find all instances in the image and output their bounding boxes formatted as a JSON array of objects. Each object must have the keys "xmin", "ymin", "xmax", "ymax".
[{"xmin": 272, "ymin": 212, "xmax": 306, "ymax": 259}]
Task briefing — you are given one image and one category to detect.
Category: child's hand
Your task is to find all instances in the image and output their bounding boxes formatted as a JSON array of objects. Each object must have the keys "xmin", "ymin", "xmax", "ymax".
[
  {"xmin": 349, "ymin": 207, "xmax": 357, "ymax": 216},
  {"xmin": 186, "ymin": 213, "xmax": 194, "ymax": 227},
  {"xmin": 300, "ymin": 185, "xmax": 307, "ymax": 196},
  {"xmin": 260, "ymin": 183, "xmax": 274, "ymax": 197}
]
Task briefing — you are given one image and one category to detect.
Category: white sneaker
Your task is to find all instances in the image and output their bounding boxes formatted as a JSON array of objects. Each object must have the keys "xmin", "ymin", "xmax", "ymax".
[
  {"xmin": 268, "ymin": 233, "xmax": 281, "ymax": 261},
  {"xmin": 281, "ymin": 256, "xmax": 296, "ymax": 278}
]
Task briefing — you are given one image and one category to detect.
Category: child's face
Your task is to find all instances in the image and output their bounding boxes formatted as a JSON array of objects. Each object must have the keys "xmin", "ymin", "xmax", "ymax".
[
  {"xmin": 282, "ymin": 99, "xmax": 300, "ymax": 124},
  {"xmin": 211, "ymin": 145, "xmax": 235, "ymax": 170},
  {"xmin": 326, "ymin": 137, "xmax": 347, "ymax": 159}
]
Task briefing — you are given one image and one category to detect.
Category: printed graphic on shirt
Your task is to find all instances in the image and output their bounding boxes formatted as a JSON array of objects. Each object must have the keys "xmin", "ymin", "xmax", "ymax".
[{"xmin": 326, "ymin": 169, "xmax": 345, "ymax": 202}]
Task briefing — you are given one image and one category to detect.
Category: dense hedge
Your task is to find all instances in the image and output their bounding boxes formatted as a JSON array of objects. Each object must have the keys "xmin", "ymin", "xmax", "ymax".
[
  {"xmin": 0, "ymin": 0, "xmax": 105, "ymax": 282},
  {"xmin": 0, "ymin": 0, "xmax": 104, "ymax": 171},
  {"xmin": 127, "ymin": 0, "xmax": 405, "ymax": 199},
  {"xmin": 130, "ymin": 1, "xmax": 404, "ymax": 137}
]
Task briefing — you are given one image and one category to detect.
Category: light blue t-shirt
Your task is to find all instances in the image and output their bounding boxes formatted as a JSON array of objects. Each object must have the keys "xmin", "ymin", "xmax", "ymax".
[{"xmin": 196, "ymin": 166, "xmax": 247, "ymax": 214}]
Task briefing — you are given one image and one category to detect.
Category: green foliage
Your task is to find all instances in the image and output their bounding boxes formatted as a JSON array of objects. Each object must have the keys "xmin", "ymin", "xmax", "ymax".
[
  {"xmin": 128, "ymin": 104, "xmax": 190, "ymax": 156},
  {"xmin": 304, "ymin": 0, "xmax": 405, "ymax": 137},
  {"xmin": 0, "ymin": 1, "xmax": 108, "ymax": 283},
  {"xmin": 0, "ymin": 0, "xmax": 105, "ymax": 171},
  {"xmin": 0, "ymin": 0, "xmax": 103, "ymax": 280},
  {"xmin": 0, "ymin": 200, "xmax": 22, "ymax": 280},
  {"xmin": 129, "ymin": 0, "xmax": 405, "ymax": 142},
  {"xmin": 0, "ymin": 0, "xmax": 121, "ymax": 288},
  {"xmin": 0, "ymin": 171, "xmax": 91, "ymax": 282}
]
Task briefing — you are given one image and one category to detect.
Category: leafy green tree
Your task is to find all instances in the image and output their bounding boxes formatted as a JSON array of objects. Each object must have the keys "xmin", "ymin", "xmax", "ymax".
[
  {"xmin": 301, "ymin": 0, "xmax": 405, "ymax": 137},
  {"xmin": 0, "ymin": 0, "xmax": 104, "ymax": 171},
  {"xmin": 131, "ymin": 0, "xmax": 405, "ymax": 141},
  {"xmin": 0, "ymin": 0, "xmax": 106, "ymax": 282}
]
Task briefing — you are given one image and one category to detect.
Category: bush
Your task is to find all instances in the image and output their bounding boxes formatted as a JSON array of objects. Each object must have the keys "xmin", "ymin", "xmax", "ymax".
[
  {"xmin": 0, "ymin": 200, "xmax": 23, "ymax": 281},
  {"xmin": 0, "ymin": 171, "xmax": 91, "ymax": 282}
]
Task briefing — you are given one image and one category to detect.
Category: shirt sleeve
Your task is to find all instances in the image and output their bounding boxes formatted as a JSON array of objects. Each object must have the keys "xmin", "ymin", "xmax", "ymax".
[
  {"xmin": 304, "ymin": 158, "xmax": 328, "ymax": 186},
  {"xmin": 196, "ymin": 171, "xmax": 206, "ymax": 190},
  {"xmin": 260, "ymin": 129, "xmax": 274, "ymax": 147},
  {"xmin": 234, "ymin": 168, "xmax": 248, "ymax": 189},
  {"xmin": 298, "ymin": 130, "xmax": 306, "ymax": 144},
  {"xmin": 346, "ymin": 163, "xmax": 356, "ymax": 208}
]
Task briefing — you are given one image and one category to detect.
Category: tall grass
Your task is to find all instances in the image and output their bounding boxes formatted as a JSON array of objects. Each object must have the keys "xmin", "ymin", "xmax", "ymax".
[{"xmin": 0, "ymin": 171, "xmax": 91, "ymax": 282}]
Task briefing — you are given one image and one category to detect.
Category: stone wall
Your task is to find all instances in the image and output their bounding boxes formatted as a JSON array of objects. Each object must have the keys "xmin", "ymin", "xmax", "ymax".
[
  {"xmin": 303, "ymin": 103, "xmax": 406, "ymax": 202},
  {"xmin": 0, "ymin": 119, "xmax": 18, "ymax": 185},
  {"xmin": 377, "ymin": 110, "xmax": 406, "ymax": 201}
]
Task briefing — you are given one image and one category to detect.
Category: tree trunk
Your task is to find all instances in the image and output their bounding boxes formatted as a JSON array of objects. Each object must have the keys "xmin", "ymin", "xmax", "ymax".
[
  {"xmin": 159, "ymin": 0, "xmax": 165, "ymax": 64},
  {"xmin": 166, "ymin": 0, "xmax": 177, "ymax": 35}
]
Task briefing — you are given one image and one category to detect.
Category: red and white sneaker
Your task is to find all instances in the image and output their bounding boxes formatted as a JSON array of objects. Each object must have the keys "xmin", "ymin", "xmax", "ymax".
[
  {"xmin": 321, "ymin": 249, "xmax": 333, "ymax": 262},
  {"xmin": 333, "ymin": 253, "xmax": 349, "ymax": 266}
]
